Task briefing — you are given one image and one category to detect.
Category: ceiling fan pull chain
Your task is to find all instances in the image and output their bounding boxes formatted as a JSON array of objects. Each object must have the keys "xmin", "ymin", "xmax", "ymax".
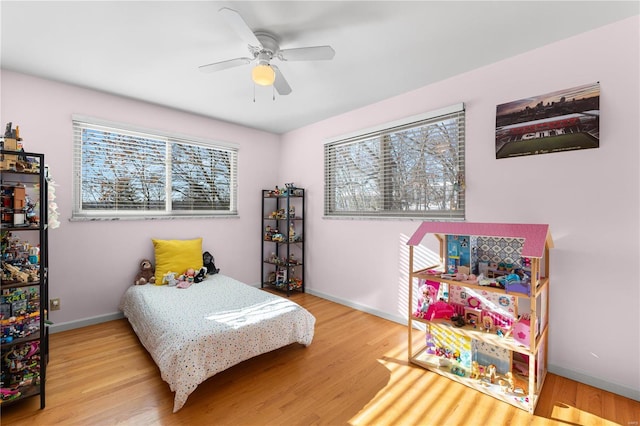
[
  {"xmin": 272, "ymin": 85, "xmax": 275, "ymax": 101},
  {"xmin": 253, "ymin": 83, "xmax": 256, "ymax": 103}
]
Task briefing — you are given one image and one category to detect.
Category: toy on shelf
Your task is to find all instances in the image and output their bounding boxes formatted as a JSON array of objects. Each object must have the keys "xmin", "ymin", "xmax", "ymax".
[
  {"xmin": 289, "ymin": 222, "xmax": 296, "ymax": 242},
  {"xmin": 268, "ymin": 186, "xmax": 282, "ymax": 197},
  {"xmin": 414, "ymin": 282, "xmax": 435, "ymax": 319},
  {"xmin": 486, "ymin": 364, "xmax": 497, "ymax": 384},
  {"xmin": 499, "ymin": 372, "xmax": 527, "ymax": 394},
  {"xmin": 267, "ymin": 183, "xmax": 301, "ymax": 197},
  {"xmin": 269, "ymin": 209, "xmax": 287, "ymax": 220},
  {"xmin": 470, "ymin": 361, "xmax": 482, "ymax": 380}
]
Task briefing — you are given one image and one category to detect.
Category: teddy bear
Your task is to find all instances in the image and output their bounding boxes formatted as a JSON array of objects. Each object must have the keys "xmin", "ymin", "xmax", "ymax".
[{"xmin": 134, "ymin": 259, "xmax": 156, "ymax": 285}]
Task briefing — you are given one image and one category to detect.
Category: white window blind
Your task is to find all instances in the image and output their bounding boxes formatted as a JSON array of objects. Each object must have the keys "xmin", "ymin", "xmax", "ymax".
[
  {"xmin": 324, "ymin": 104, "xmax": 465, "ymax": 220},
  {"xmin": 72, "ymin": 117, "xmax": 238, "ymax": 219}
]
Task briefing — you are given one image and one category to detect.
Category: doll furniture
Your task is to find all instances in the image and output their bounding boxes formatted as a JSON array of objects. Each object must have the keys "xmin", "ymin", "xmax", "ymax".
[{"xmin": 406, "ymin": 222, "xmax": 553, "ymax": 413}]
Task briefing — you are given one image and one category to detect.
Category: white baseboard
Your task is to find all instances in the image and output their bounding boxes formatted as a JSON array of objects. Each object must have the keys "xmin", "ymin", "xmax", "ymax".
[
  {"xmin": 306, "ymin": 288, "xmax": 407, "ymax": 326},
  {"xmin": 49, "ymin": 311, "xmax": 125, "ymax": 333},
  {"xmin": 547, "ymin": 364, "xmax": 639, "ymax": 402}
]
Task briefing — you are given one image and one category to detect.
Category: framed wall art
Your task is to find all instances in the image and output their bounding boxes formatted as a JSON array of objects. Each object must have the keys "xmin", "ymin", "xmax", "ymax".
[{"xmin": 495, "ymin": 82, "xmax": 600, "ymax": 159}]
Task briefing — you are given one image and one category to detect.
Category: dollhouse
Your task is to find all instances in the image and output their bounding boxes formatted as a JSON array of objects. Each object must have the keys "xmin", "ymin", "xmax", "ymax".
[{"xmin": 406, "ymin": 222, "xmax": 553, "ymax": 413}]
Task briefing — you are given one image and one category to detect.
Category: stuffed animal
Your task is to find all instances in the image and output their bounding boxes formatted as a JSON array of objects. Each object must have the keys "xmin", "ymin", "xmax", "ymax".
[
  {"xmin": 185, "ymin": 268, "xmax": 196, "ymax": 283},
  {"xmin": 194, "ymin": 266, "xmax": 207, "ymax": 283},
  {"xmin": 162, "ymin": 271, "xmax": 178, "ymax": 287},
  {"xmin": 134, "ymin": 259, "xmax": 156, "ymax": 285},
  {"xmin": 202, "ymin": 251, "xmax": 220, "ymax": 275}
]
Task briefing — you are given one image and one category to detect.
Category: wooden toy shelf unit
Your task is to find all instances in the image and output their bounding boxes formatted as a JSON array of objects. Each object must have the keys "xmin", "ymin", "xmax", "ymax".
[{"xmin": 406, "ymin": 222, "xmax": 553, "ymax": 413}]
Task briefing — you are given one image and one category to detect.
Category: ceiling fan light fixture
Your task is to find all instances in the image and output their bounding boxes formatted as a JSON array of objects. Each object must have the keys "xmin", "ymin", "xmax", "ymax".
[{"xmin": 252, "ymin": 64, "xmax": 276, "ymax": 86}]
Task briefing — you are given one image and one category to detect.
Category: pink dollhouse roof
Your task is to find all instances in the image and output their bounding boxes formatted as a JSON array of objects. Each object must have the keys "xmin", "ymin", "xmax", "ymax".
[{"xmin": 407, "ymin": 222, "xmax": 553, "ymax": 258}]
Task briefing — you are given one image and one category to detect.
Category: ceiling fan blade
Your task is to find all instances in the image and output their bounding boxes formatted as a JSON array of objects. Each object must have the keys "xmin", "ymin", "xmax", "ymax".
[
  {"xmin": 278, "ymin": 45, "xmax": 335, "ymax": 61},
  {"xmin": 199, "ymin": 57, "xmax": 252, "ymax": 73},
  {"xmin": 272, "ymin": 65, "xmax": 292, "ymax": 96},
  {"xmin": 219, "ymin": 7, "xmax": 261, "ymax": 48}
]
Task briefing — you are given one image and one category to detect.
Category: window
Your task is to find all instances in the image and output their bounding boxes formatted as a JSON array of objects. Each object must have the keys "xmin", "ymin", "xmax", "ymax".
[
  {"xmin": 324, "ymin": 103, "xmax": 465, "ymax": 220},
  {"xmin": 72, "ymin": 116, "xmax": 238, "ymax": 220}
]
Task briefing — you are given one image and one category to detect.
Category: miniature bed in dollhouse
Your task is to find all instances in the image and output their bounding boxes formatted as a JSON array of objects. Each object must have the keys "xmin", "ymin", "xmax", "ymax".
[
  {"xmin": 120, "ymin": 239, "xmax": 315, "ymax": 413},
  {"xmin": 406, "ymin": 222, "xmax": 553, "ymax": 413}
]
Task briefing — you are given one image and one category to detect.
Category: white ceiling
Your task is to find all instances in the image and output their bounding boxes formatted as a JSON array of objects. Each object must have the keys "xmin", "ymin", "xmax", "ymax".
[{"xmin": 1, "ymin": 1, "xmax": 638, "ymax": 134}]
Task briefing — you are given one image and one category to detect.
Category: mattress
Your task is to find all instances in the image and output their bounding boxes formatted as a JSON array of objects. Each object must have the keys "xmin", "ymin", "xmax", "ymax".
[{"xmin": 119, "ymin": 274, "xmax": 315, "ymax": 412}]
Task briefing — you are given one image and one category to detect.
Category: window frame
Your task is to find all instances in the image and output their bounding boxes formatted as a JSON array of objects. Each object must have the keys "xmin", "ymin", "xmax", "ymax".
[
  {"xmin": 324, "ymin": 103, "xmax": 465, "ymax": 221},
  {"xmin": 71, "ymin": 115, "xmax": 239, "ymax": 221}
]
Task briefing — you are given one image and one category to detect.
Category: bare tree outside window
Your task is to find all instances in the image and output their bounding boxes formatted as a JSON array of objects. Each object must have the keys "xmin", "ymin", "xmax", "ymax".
[
  {"xmin": 80, "ymin": 130, "xmax": 166, "ymax": 211},
  {"xmin": 171, "ymin": 143, "xmax": 232, "ymax": 211},
  {"xmin": 73, "ymin": 119, "xmax": 238, "ymax": 219},
  {"xmin": 324, "ymin": 105, "xmax": 465, "ymax": 220}
]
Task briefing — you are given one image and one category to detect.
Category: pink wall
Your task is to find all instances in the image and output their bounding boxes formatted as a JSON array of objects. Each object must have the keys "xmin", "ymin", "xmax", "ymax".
[
  {"xmin": 280, "ymin": 16, "xmax": 640, "ymax": 398},
  {"xmin": 1, "ymin": 70, "xmax": 281, "ymax": 325}
]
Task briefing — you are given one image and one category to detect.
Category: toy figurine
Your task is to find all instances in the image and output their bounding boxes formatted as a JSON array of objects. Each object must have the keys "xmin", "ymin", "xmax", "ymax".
[
  {"xmin": 450, "ymin": 366, "xmax": 465, "ymax": 377},
  {"xmin": 414, "ymin": 283, "xmax": 434, "ymax": 318},
  {"xmin": 289, "ymin": 222, "xmax": 296, "ymax": 242},
  {"xmin": 470, "ymin": 361, "xmax": 482, "ymax": 380},
  {"xmin": 482, "ymin": 316, "xmax": 494, "ymax": 332},
  {"xmin": 486, "ymin": 364, "xmax": 497, "ymax": 384},
  {"xmin": 499, "ymin": 372, "xmax": 527, "ymax": 394}
]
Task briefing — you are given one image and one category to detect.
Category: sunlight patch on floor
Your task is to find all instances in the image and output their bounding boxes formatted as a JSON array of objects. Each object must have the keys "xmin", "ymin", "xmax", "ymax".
[
  {"xmin": 551, "ymin": 403, "xmax": 620, "ymax": 426},
  {"xmin": 348, "ymin": 342, "xmax": 461, "ymax": 425},
  {"xmin": 346, "ymin": 336, "xmax": 626, "ymax": 426}
]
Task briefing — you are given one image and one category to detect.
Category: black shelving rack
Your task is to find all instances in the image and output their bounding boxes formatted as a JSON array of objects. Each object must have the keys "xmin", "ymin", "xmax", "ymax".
[
  {"xmin": 261, "ymin": 187, "xmax": 305, "ymax": 296},
  {"xmin": 1, "ymin": 149, "xmax": 49, "ymax": 410}
]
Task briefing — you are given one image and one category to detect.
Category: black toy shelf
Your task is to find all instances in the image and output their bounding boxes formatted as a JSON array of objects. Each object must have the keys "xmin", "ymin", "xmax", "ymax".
[
  {"xmin": 1, "ymin": 145, "xmax": 49, "ymax": 410},
  {"xmin": 261, "ymin": 186, "xmax": 305, "ymax": 295}
]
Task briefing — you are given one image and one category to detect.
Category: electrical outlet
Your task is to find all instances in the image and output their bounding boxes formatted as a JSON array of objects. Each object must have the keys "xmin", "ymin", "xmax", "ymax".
[{"xmin": 50, "ymin": 298, "xmax": 61, "ymax": 311}]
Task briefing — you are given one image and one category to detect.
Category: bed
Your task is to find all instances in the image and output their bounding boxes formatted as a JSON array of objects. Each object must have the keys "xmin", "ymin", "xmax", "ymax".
[{"xmin": 119, "ymin": 274, "xmax": 316, "ymax": 412}]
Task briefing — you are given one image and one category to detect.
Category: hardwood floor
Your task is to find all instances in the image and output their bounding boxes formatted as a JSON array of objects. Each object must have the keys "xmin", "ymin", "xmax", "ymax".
[{"xmin": 3, "ymin": 292, "xmax": 639, "ymax": 425}]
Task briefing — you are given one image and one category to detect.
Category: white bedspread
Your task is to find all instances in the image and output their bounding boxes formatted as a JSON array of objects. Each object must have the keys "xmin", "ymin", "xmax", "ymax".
[{"xmin": 119, "ymin": 274, "xmax": 315, "ymax": 412}]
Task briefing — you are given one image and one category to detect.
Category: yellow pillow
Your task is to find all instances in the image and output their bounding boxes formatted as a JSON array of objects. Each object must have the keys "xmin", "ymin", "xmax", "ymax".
[{"xmin": 152, "ymin": 238, "xmax": 203, "ymax": 285}]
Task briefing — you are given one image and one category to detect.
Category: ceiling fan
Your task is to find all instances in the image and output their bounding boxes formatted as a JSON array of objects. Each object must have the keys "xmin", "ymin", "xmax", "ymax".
[{"xmin": 199, "ymin": 7, "xmax": 335, "ymax": 96}]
